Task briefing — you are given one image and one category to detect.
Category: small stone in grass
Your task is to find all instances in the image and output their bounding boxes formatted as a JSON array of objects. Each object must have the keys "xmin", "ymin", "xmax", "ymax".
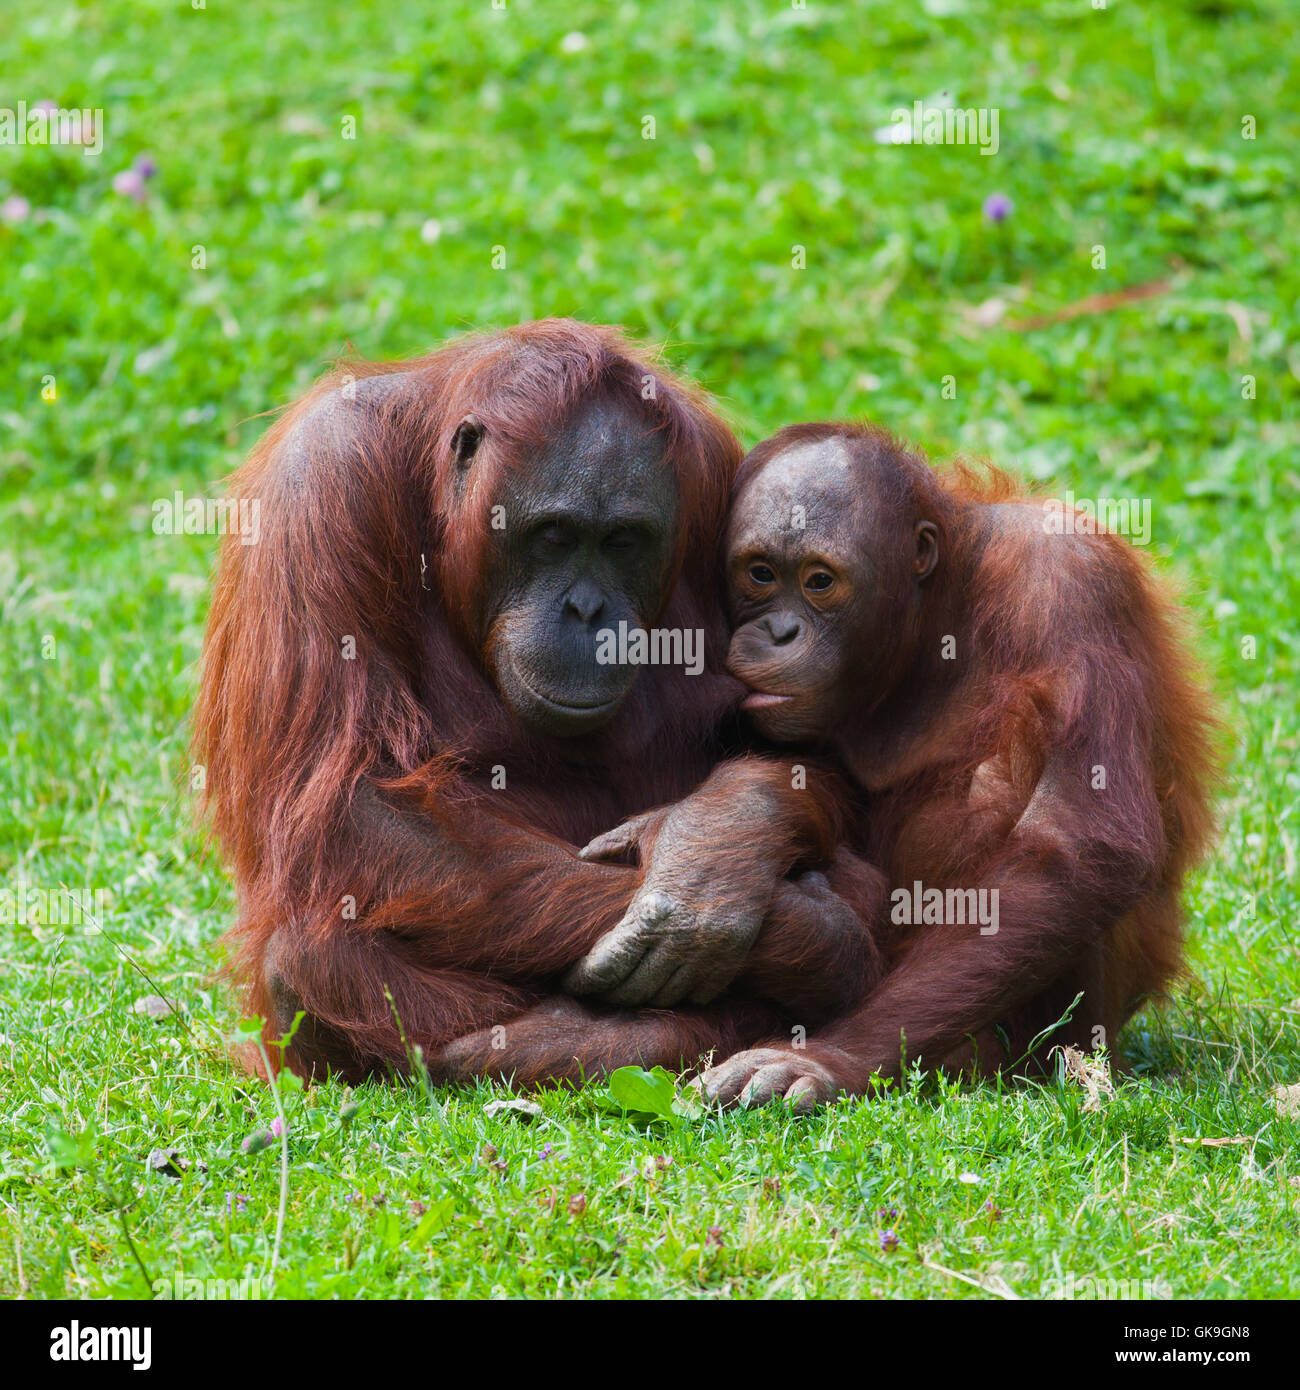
[
  {"xmin": 483, "ymin": 1097, "xmax": 542, "ymax": 1121},
  {"xmin": 134, "ymin": 994, "xmax": 177, "ymax": 1019}
]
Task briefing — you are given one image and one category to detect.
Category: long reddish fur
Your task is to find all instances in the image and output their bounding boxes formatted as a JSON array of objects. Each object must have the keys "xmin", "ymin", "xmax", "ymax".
[
  {"xmin": 736, "ymin": 423, "xmax": 1221, "ymax": 1077},
  {"xmin": 193, "ymin": 320, "xmax": 749, "ymax": 1076}
]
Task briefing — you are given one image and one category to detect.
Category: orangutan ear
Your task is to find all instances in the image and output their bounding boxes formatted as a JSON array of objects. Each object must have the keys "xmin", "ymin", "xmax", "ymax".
[
  {"xmin": 450, "ymin": 414, "xmax": 484, "ymax": 468},
  {"xmin": 915, "ymin": 520, "xmax": 939, "ymax": 581}
]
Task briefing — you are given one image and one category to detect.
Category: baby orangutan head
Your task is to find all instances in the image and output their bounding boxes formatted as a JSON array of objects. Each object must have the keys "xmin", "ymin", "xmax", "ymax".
[{"xmin": 724, "ymin": 424, "xmax": 944, "ymax": 743}]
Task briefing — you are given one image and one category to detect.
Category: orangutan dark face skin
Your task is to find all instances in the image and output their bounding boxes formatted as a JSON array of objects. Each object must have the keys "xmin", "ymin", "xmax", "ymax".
[
  {"xmin": 725, "ymin": 435, "xmax": 938, "ymax": 743},
  {"xmin": 476, "ymin": 396, "xmax": 679, "ymax": 738}
]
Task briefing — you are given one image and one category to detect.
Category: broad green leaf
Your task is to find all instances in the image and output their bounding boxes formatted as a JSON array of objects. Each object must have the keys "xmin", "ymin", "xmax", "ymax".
[{"xmin": 607, "ymin": 1065, "xmax": 678, "ymax": 1119}]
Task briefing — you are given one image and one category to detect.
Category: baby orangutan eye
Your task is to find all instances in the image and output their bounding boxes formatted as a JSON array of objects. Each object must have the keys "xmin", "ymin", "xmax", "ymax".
[
  {"xmin": 805, "ymin": 570, "xmax": 835, "ymax": 593},
  {"xmin": 748, "ymin": 563, "xmax": 776, "ymax": 585}
]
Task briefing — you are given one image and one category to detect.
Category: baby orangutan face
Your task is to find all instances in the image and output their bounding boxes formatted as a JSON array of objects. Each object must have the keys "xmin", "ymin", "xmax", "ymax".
[{"xmin": 724, "ymin": 432, "xmax": 938, "ymax": 744}]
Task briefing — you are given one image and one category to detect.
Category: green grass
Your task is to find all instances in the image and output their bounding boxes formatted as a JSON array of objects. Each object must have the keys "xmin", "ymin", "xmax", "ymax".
[{"xmin": 2, "ymin": 0, "xmax": 1297, "ymax": 1299}]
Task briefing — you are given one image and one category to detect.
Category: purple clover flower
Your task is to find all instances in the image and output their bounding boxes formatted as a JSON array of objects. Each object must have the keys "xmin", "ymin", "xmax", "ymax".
[
  {"xmin": 112, "ymin": 168, "xmax": 148, "ymax": 204},
  {"xmin": 982, "ymin": 192, "xmax": 1013, "ymax": 224}
]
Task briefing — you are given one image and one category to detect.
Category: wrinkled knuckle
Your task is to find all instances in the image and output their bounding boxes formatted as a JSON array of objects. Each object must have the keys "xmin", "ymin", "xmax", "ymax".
[
  {"xmin": 748, "ymin": 1064, "xmax": 787, "ymax": 1095},
  {"xmin": 564, "ymin": 965, "xmax": 593, "ymax": 993},
  {"xmin": 637, "ymin": 890, "xmax": 681, "ymax": 923}
]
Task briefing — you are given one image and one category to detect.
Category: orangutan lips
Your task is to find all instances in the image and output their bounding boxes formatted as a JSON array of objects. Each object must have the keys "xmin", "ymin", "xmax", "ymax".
[{"xmin": 741, "ymin": 691, "xmax": 794, "ymax": 710}]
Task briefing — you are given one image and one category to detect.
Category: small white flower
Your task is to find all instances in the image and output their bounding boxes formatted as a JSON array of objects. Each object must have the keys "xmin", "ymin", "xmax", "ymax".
[{"xmin": 560, "ymin": 32, "xmax": 589, "ymax": 53}]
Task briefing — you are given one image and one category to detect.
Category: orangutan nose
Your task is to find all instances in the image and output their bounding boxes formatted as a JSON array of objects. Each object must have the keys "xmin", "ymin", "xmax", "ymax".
[
  {"xmin": 565, "ymin": 580, "xmax": 606, "ymax": 625},
  {"xmin": 762, "ymin": 612, "xmax": 801, "ymax": 646}
]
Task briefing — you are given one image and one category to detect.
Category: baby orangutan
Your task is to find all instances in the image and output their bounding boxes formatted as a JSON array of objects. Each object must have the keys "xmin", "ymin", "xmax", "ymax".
[{"xmin": 688, "ymin": 423, "xmax": 1218, "ymax": 1110}]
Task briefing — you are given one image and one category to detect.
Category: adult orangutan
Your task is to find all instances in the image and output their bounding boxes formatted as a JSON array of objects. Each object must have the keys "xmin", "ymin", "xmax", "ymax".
[
  {"xmin": 668, "ymin": 423, "xmax": 1218, "ymax": 1109},
  {"xmin": 194, "ymin": 323, "xmax": 883, "ymax": 1085}
]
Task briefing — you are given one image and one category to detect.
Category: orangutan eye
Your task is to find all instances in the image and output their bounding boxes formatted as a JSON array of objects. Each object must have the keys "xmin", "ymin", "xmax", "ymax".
[
  {"xmin": 805, "ymin": 570, "xmax": 835, "ymax": 593},
  {"xmin": 537, "ymin": 523, "xmax": 576, "ymax": 549},
  {"xmin": 748, "ymin": 563, "xmax": 776, "ymax": 586}
]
